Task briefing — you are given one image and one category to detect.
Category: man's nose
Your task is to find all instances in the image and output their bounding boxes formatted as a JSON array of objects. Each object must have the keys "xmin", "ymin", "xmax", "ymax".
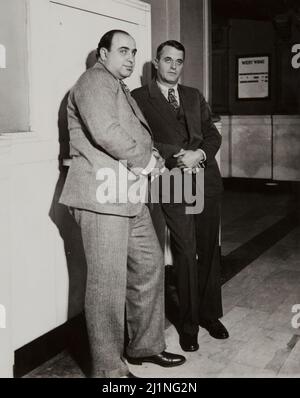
[
  {"xmin": 170, "ymin": 61, "xmax": 177, "ymax": 70},
  {"xmin": 127, "ymin": 53, "xmax": 135, "ymax": 63}
]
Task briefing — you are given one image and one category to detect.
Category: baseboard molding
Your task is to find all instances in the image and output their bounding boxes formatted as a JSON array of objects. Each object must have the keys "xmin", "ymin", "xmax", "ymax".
[
  {"xmin": 14, "ymin": 313, "xmax": 85, "ymax": 378},
  {"xmin": 222, "ymin": 177, "xmax": 298, "ymax": 193}
]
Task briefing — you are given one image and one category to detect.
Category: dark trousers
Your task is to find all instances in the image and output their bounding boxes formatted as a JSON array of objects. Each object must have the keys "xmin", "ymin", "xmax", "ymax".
[
  {"xmin": 195, "ymin": 195, "xmax": 223, "ymax": 322},
  {"xmin": 151, "ymin": 195, "xmax": 223, "ymax": 336}
]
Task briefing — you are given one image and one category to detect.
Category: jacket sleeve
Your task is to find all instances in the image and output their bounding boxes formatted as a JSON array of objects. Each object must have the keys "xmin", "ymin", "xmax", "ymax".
[
  {"xmin": 153, "ymin": 142, "xmax": 181, "ymax": 169},
  {"xmin": 72, "ymin": 70, "xmax": 152, "ymax": 172},
  {"xmin": 131, "ymin": 89, "xmax": 181, "ymax": 169},
  {"xmin": 197, "ymin": 91, "xmax": 222, "ymax": 163}
]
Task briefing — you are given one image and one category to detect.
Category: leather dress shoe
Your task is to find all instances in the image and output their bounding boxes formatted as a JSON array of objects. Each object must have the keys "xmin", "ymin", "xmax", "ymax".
[
  {"xmin": 200, "ymin": 319, "xmax": 229, "ymax": 339},
  {"xmin": 179, "ymin": 333, "xmax": 199, "ymax": 352},
  {"xmin": 126, "ymin": 351, "xmax": 186, "ymax": 367}
]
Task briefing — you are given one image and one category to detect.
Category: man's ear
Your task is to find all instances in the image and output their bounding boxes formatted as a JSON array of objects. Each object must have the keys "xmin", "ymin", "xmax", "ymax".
[
  {"xmin": 153, "ymin": 58, "xmax": 159, "ymax": 70},
  {"xmin": 99, "ymin": 47, "xmax": 108, "ymax": 61}
]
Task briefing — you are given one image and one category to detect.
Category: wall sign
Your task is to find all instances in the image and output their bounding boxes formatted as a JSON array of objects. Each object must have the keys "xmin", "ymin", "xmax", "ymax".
[{"xmin": 237, "ymin": 55, "xmax": 269, "ymax": 99}]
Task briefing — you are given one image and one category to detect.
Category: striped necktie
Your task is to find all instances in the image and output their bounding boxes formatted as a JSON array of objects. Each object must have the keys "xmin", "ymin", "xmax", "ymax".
[
  {"xmin": 168, "ymin": 88, "xmax": 179, "ymax": 111},
  {"xmin": 120, "ymin": 80, "xmax": 131, "ymax": 96}
]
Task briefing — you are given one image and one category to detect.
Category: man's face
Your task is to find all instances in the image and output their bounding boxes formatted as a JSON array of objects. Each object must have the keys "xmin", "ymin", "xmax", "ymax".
[
  {"xmin": 101, "ymin": 33, "xmax": 137, "ymax": 80},
  {"xmin": 154, "ymin": 45, "xmax": 184, "ymax": 86}
]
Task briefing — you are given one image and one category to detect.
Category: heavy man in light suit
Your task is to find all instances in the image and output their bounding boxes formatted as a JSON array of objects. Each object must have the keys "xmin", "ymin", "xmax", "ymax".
[{"xmin": 60, "ymin": 30, "xmax": 185, "ymax": 378}]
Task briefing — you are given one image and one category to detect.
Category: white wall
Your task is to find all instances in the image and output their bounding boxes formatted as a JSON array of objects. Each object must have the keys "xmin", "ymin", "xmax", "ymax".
[
  {"xmin": 0, "ymin": 0, "xmax": 151, "ymax": 376},
  {"xmin": 0, "ymin": 0, "xmax": 30, "ymax": 133},
  {"xmin": 220, "ymin": 114, "xmax": 300, "ymax": 181},
  {"xmin": 0, "ymin": 143, "xmax": 13, "ymax": 378}
]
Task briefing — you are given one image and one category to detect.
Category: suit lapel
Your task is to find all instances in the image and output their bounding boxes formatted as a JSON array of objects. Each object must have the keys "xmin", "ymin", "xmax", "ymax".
[
  {"xmin": 148, "ymin": 81, "xmax": 187, "ymax": 139},
  {"xmin": 178, "ymin": 85, "xmax": 197, "ymax": 142},
  {"xmin": 120, "ymin": 83, "xmax": 152, "ymax": 136},
  {"xmin": 129, "ymin": 94, "xmax": 152, "ymax": 133},
  {"xmin": 94, "ymin": 63, "xmax": 152, "ymax": 136}
]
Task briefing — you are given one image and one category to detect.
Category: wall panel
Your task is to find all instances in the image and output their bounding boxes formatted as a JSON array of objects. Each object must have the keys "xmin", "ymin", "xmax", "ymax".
[{"xmin": 0, "ymin": 0, "xmax": 151, "ymax": 369}]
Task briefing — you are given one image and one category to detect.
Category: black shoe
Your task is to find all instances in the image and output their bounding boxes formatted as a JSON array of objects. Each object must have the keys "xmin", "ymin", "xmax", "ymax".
[
  {"xmin": 126, "ymin": 351, "xmax": 186, "ymax": 367},
  {"xmin": 179, "ymin": 333, "xmax": 199, "ymax": 352},
  {"xmin": 200, "ymin": 319, "xmax": 229, "ymax": 340}
]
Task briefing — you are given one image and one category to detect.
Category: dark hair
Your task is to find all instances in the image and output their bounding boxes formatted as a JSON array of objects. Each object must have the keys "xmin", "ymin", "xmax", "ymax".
[
  {"xmin": 96, "ymin": 30, "xmax": 130, "ymax": 58},
  {"xmin": 156, "ymin": 40, "xmax": 185, "ymax": 60}
]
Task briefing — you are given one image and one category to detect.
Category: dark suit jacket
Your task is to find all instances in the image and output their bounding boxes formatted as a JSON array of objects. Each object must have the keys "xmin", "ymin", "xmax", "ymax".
[{"xmin": 131, "ymin": 80, "xmax": 223, "ymax": 197}]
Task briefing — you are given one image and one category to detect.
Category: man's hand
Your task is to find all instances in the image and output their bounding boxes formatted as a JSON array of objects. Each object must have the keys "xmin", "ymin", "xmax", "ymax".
[
  {"xmin": 151, "ymin": 150, "xmax": 166, "ymax": 178},
  {"xmin": 174, "ymin": 149, "xmax": 204, "ymax": 169},
  {"xmin": 182, "ymin": 166, "xmax": 201, "ymax": 174},
  {"xmin": 153, "ymin": 150, "xmax": 165, "ymax": 170}
]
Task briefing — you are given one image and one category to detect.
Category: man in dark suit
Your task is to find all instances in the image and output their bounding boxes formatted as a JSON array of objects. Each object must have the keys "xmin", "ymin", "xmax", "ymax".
[
  {"xmin": 60, "ymin": 31, "xmax": 185, "ymax": 378},
  {"xmin": 132, "ymin": 40, "xmax": 229, "ymax": 352}
]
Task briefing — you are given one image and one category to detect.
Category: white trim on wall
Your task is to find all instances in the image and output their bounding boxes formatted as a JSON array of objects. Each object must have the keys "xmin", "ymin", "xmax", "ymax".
[
  {"xmin": 50, "ymin": 0, "xmax": 150, "ymax": 24},
  {"xmin": 104, "ymin": 0, "xmax": 150, "ymax": 11}
]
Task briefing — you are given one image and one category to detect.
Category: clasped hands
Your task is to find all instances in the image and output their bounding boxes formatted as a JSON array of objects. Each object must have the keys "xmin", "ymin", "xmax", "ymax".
[
  {"xmin": 173, "ymin": 149, "xmax": 204, "ymax": 174},
  {"xmin": 150, "ymin": 148, "xmax": 204, "ymax": 178}
]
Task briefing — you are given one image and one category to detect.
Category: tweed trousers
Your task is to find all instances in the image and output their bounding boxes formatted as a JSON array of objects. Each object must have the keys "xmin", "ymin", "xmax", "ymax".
[{"xmin": 73, "ymin": 204, "xmax": 166, "ymax": 378}]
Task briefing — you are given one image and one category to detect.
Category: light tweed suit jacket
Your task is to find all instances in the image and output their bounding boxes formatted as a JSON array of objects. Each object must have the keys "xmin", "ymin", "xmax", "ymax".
[{"xmin": 60, "ymin": 62, "xmax": 153, "ymax": 216}]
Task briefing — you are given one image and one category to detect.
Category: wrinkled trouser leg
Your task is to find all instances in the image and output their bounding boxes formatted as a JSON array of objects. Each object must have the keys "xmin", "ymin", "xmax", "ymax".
[{"xmin": 74, "ymin": 205, "xmax": 165, "ymax": 377}]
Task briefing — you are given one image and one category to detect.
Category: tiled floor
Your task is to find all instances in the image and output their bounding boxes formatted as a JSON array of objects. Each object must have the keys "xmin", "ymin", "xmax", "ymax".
[{"xmin": 24, "ymin": 181, "xmax": 300, "ymax": 378}]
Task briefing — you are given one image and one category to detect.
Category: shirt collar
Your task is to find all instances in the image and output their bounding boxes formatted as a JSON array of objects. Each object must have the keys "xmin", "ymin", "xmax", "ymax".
[{"xmin": 156, "ymin": 80, "xmax": 179, "ymax": 97}]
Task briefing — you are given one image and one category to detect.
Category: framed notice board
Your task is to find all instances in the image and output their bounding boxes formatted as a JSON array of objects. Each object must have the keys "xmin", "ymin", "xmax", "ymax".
[{"xmin": 237, "ymin": 55, "xmax": 270, "ymax": 100}]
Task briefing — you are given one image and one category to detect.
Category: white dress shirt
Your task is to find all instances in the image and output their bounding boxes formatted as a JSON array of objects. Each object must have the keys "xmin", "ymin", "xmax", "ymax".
[{"xmin": 156, "ymin": 81, "xmax": 180, "ymax": 105}]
